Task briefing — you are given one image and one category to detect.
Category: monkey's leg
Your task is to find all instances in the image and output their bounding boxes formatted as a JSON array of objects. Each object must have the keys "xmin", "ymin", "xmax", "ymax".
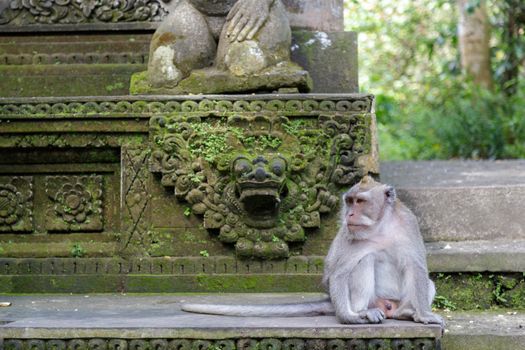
[
  {"xmin": 148, "ymin": 0, "xmax": 217, "ymax": 87},
  {"xmin": 349, "ymin": 255, "xmax": 385, "ymax": 324},
  {"xmin": 329, "ymin": 255, "xmax": 383, "ymax": 324},
  {"xmin": 393, "ymin": 264, "xmax": 443, "ymax": 325}
]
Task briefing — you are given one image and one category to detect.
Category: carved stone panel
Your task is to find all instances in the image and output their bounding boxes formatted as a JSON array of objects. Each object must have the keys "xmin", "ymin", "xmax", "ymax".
[
  {"xmin": 121, "ymin": 145, "xmax": 151, "ymax": 251},
  {"xmin": 0, "ymin": 0, "xmax": 166, "ymax": 25},
  {"xmin": 45, "ymin": 175, "xmax": 103, "ymax": 232},
  {"xmin": 0, "ymin": 176, "xmax": 33, "ymax": 232},
  {"xmin": 149, "ymin": 96, "xmax": 376, "ymax": 259}
]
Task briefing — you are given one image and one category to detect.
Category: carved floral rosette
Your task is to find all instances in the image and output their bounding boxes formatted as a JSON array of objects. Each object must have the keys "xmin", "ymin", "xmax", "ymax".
[
  {"xmin": 45, "ymin": 175, "xmax": 103, "ymax": 232},
  {"xmin": 149, "ymin": 97, "xmax": 374, "ymax": 259},
  {"xmin": 0, "ymin": 176, "xmax": 33, "ymax": 232}
]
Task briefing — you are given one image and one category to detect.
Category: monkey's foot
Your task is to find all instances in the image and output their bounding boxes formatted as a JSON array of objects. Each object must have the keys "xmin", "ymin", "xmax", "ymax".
[
  {"xmin": 338, "ymin": 308, "xmax": 386, "ymax": 324},
  {"xmin": 413, "ymin": 313, "xmax": 445, "ymax": 327}
]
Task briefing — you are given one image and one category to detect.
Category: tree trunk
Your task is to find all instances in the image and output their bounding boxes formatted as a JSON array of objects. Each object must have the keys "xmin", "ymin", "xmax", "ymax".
[{"xmin": 457, "ymin": 0, "xmax": 493, "ymax": 89}]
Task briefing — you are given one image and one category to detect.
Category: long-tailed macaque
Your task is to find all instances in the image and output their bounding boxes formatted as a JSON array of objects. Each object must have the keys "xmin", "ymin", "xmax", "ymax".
[{"xmin": 181, "ymin": 176, "xmax": 443, "ymax": 326}]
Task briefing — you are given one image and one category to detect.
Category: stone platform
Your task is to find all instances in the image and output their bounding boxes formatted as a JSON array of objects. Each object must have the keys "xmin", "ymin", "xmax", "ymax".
[{"xmin": 0, "ymin": 294, "xmax": 442, "ymax": 350}]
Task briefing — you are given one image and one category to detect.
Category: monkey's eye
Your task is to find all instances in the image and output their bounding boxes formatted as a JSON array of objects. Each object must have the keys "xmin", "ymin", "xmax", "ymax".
[{"xmin": 356, "ymin": 198, "xmax": 365, "ymax": 204}]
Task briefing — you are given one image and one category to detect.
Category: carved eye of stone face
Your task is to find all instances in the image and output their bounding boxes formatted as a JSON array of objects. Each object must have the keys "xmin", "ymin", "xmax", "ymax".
[
  {"xmin": 270, "ymin": 158, "xmax": 286, "ymax": 176},
  {"xmin": 234, "ymin": 158, "xmax": 252, "ymax": 176}
]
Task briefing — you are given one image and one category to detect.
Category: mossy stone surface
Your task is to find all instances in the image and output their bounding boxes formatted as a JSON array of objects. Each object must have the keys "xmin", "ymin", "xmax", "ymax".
[
  {"xmin": 433, "ymin": 273, "xmax": 493, "ymax": 310},
  {"xmin": 0, "ymin": 64, "xmax": 144, "ymax": 97},
  {"xmin": 131, "ymin": 63, "xmax": 312, "ymax": 95}
]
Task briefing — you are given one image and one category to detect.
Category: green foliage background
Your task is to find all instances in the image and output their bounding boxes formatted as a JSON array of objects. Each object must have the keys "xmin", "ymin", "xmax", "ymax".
[{"xmin": 344, "ymin": 0, "xmax": 525, "ymax": 160}]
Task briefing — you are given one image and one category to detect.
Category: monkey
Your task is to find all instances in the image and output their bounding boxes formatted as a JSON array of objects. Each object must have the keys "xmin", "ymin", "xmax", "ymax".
[{"xmin": 181, "ymin": 176, "xmax": 443, "ymax": 326}]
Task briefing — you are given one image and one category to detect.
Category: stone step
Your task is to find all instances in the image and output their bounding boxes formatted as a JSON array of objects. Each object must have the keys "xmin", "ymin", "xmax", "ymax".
[
  {"xmin": 2, "ymin": 294, "xmax": 524, "ymax": 350},
  {"xmin": 443, "ymin": 310, "xmax": 525, "ymax": 350},
  {"xmin": 380, "ymin": 160, "xmax": 525, "ymax": 242},
  {"xmin": 0, "ymin": 294, "xmax": 443, "ymax": 350},
  {"xmin": 427, "ymin": 240, "xmax": 525, "ymax": 272}
]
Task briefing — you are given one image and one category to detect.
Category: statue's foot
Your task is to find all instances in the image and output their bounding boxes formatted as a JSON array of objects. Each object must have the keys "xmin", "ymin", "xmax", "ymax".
[{"xmin": 148, "ymin": 46, "xmax": 184, "ymax": 88}]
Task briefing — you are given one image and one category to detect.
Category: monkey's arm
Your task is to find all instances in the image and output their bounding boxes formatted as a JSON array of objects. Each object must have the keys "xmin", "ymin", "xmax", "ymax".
[
  {"xmin": 393, "ymin": 258, "xmax": 443, "ymax": 326},
  {"xmin": 329, "ymin": 254, "xmax": 385, "ymax": 324}
]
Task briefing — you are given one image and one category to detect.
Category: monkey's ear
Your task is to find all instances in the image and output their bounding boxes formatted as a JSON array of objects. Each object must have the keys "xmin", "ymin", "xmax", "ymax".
[{"xmin": 385, "ymin": 186, "xmax": 396, "ymax": 204}]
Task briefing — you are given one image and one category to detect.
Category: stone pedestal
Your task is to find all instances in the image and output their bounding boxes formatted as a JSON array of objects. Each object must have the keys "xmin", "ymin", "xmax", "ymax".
[{"xmin": 0, "ymin": 94, "xmax": 377, "ymax": 292}]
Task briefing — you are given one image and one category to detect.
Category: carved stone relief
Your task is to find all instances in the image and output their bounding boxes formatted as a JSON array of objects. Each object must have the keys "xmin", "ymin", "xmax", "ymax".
[
  {"xmin": 1, "ymin": 338, "xmax": 439, "ymax": 350},
  {"xmin": 149, "ymin": 98, "xmax": 373, "ymax": 258},
  {"xmin": 0, "ymin": 0, "xmax": 166, "ymax": 25},
  {"xmin": 0, "ymin": 176, "xmax": 33, "ymax": 232},
  {"xmin": 45, "ymin": 175, "xmax": 103, "ymax": 232},
  {"xmin": 121, "ymin": 145, "xmax": 151, "ymax": 251}
]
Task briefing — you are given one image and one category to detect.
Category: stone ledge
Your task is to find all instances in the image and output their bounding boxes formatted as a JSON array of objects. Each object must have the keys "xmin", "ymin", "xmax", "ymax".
[
  {"xmin": 427, "ymin": 240, "xmax": 525, "ymax": 272},
  {"xmin": 0, "ymin": 294, "xmax": 441, "ymax": 347},
  {"xmin": 443, "ymin": 311, "xmax": 525, "ymax": 350},
  {"xmin": 380, "ymin": 161, "xmax": 525, "ymax": 242}
]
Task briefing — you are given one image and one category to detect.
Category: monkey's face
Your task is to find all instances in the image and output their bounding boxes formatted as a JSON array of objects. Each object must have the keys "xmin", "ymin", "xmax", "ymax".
[{"xmin": 343, "ymin": 183, "xmax": 395, "ymax": 238}]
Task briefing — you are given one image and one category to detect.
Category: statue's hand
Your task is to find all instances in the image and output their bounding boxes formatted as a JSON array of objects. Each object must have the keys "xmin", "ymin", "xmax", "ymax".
[{"xmin": 226, "ymin": 0, "xmax": 272, "ymax": 42}]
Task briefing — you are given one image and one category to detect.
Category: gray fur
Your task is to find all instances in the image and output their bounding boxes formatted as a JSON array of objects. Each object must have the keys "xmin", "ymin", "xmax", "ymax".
[
  {"xmin": 323, "ymin": 176, "xmax": 443, "ymax": 325},
  {"xmin": 181, "ymin": 299, "xmax": 334, "ymax": 316},
  {"xmin": 181, "ymin": 176, "xmax": 443, "ymax": 326}
]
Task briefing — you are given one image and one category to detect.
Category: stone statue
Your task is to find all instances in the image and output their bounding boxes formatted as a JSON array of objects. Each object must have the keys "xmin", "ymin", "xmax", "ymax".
[{"xmin": 131, "ymin": 0, "xmax": 312, "ymax": 94}]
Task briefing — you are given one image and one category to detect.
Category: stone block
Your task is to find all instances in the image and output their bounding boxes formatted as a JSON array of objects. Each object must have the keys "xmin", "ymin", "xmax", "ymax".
[
  {"xmin": 381, "ymin": 161, "xmax": 525, "ymax": 241},
  {"xmin": 283, "ymin": 0, "xmax": 344, "ymax": 32},
  {"xmin": 291, "ymin": 31, "xmax": 358, "ymax": 93}
]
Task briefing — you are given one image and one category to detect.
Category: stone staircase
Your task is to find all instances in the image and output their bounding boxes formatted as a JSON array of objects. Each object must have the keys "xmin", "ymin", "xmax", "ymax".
[
  {"xmin": 382, "ymin": 160, "xmax": 525, "ymax": 349},
  {"xmin": 2, "ymin": 160, "xmax": 524, "ymax": 349}
]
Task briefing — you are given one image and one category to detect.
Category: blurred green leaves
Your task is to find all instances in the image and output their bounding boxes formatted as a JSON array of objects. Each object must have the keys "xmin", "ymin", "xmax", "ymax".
[{"xmin": 344, "ymin": 0, "xmax": 525, "ymax": 160}]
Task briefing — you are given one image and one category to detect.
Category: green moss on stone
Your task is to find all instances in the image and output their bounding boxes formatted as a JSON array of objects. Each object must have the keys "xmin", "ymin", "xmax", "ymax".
[
  {"xmin": 496, "ymin": 274, "xmax": 525, "ymax": 308},
  {"xmin": 432, "ymin": 273, "xmax": 525, "ymax": 310},
  {"xmin": 433, "ymin": 273, "xmax": 493, "ymax": 310},
  {"xmin": 130, "ymin": 62, "xmax": 312, "ymax": 95}
]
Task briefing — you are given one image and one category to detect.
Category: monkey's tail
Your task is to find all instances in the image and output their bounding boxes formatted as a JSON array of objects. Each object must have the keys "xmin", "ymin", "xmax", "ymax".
[{"xmin": 180, "ymin": 299, "xmax": 334, "ymax": 317}]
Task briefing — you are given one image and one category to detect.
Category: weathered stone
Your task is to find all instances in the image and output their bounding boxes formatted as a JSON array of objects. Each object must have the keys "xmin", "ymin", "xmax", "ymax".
[
  {"xmin": 141, "ymin": 0, "xmax": 311, "ymax": 94},
  {"xmin": 282, "ymin": 0, "xmax": 343, "ymax": 32},
  {"xmin": 0, "ymin": 294, "xmax": 442, "ymax": 342},
  {"xmin": 291, "ymin": 31, "xmax": 358, "ymax": 93},
  {"xmin": 0, "ymin": 0, "xmax": 166, "ymax": 27},
  {"xmin": 0, "ymin": 0, "xmax": 343, "ymax": 32},
  {"xmin": 147, "ymin": 95, "xmax": 375, "ymax": 258},
  {"xmin": 427, "ymin": 240, "xmax": 525, "ymax": 272},
  {"xmin": 0, "ymin": 64, "xmax": 142, "ymax": 97},
  {"xmin": 131, "ymin": 64, "xmax": 312, "ymax": 95},
  {"xmin": 381, "ymin": 160, "xmax": 525, "ymax": 241},
  {"xmin": 442, "ymin": 311, "xmax": 525, "ymax": 350}
]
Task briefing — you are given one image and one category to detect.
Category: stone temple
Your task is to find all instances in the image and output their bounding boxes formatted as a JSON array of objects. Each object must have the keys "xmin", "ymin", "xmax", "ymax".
[{"xmin": 2, "ymin": 1, "xmax": 524, "ymax": 349}]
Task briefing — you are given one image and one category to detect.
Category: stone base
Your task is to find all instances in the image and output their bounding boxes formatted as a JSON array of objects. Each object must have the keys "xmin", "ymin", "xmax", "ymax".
[
  {"xmin": 130, "ymin": 62, "xmax": 313, "ymax": 95},
  {"xmin": 0, "ymin": 294, "xmax": 443, "ymax": 350}
]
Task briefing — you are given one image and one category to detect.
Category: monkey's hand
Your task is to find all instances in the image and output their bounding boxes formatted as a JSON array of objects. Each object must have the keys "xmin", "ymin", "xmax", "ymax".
[{"xmin": 226, "ymin": 0, "xmax": 273, "ymax": 42}]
